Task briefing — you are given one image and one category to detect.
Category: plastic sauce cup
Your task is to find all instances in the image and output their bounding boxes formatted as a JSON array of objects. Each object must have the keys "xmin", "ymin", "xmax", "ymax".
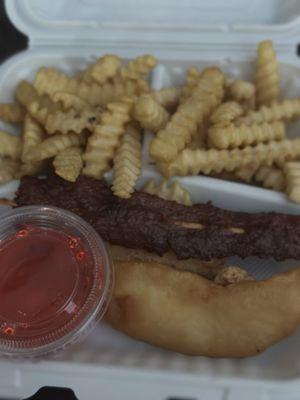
[{"xmin": 0, "ymin": 206, "xmax": 113, "ymax": 357}]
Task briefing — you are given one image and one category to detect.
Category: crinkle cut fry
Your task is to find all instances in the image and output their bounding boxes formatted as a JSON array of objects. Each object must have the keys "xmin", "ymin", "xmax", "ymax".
[
  {"xmin": 16, "ymin": 80, "xmax": 61, "ymax": 126},
  {"xmin": 120, "ymin": 54, "xmax": 157, "ymax": 80},
  {"xmin": 150, "ymin": 87, "xmax": 181, "ymax": 110},
  {"xmin": 255, "ymin": 40, "xmax": 280, "ymax": 106},
  {"xmin": 150, "ymin": 68, "xmax": 225, "ymax": 163},
  {"xmin": 180, "ymin": 67, "xmax": 202, "ymax": 102},
  {"xmin": 227, "ymin": 80, "xmax": 256, "ymax": 109},
  {"xmin": 27, "ymin": 132, "xmax": 86, "ymax": 162},
  {"xmin": 234, "ymin": 164, "xmax": 260, "ymax": 183},
  {"xmin": 45, "ymin": 107, "xmax": 99, "ymax": 135},
  {"xmin": 52, "ymin": 92, "xmax": 90, "ymax": 111},
  {"xmin": 210, "ymin": 101, "xmax": 244, "ymax": 125},
  {"xmin": 0, "ymin": 131, "xmax": 22, "ymax": 160},
  {"xmin": 0, "ymin": 103, "xmax": 25, "ymax": 123},
  {"xmin": 112, "ymin": 123, "xmax": 142, "ymax": 198},
  {"xmin": 208, "ymin": 121, "xmax": 285, "ymax": 150},
  {"xmin": 285, "ymin": 162, "xmax": 300, "ymax": 203},
  {"xmin": 159, "ymin": 138, "xmax": 300, "ymax": 178},
  {"xmin": 83, "ymin": 97, "xmax": 133, "ymax": 179},
  {"xmin": 78, "ymin": 54, "xmax": 121, "ymax": 84},
  {"xmin": 20, "ymin": 114, "xmax": 45, "ymax": 176},
  {"xmin": 0, "ymin": 158, "xmax": 19, "ymax": 184},
  {"xmin": 22, "ymin": 114, "xmax": 44, "ymax": 162},
  {"xmin": 53, "ymin": 146, "xmax": 83, "ymax": 182},
  {"xmin": 134, "ymin": 95, "xmax": 170, "ymax": 132},
  {"xmin": 34, "ymin": 67, "xmax": 148, "ymax": 107},
  {"xmin": 255, "ymin": 165, "xmax": 285, "ymax": 191},
  {"xmin": 15, "ymin": 174, "xmax": 300, "ymax": 261},
  {"xmin": 237, "ymin": 99, "xmax": 300, "ymax": 126},
  {"xmin": 143, "ymin": 178, "xmax": 192, "ymax": 205}
]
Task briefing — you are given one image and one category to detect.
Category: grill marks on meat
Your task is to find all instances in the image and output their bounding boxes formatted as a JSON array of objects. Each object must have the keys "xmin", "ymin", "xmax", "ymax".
[{"xmin": 15, "ymin": 175, "xmax": 300, "ymax": 261}]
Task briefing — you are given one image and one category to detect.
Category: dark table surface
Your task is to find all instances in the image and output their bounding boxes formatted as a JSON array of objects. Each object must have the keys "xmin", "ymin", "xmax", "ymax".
[
  {"xmin": 0, "ymin": 1, "xmax": 27, "ymax": 64},
  {"xmin": 0, "ymin": 5, "xmax": 73, "ymax": 399}
]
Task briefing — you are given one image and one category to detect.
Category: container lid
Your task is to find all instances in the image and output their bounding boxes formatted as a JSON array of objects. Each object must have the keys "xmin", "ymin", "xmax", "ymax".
[{"xmin": 5, "ymin": 0, "xmax": 300, "ymax": 49}]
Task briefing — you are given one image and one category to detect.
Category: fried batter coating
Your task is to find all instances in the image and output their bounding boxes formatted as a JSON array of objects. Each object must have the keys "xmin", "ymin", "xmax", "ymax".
[
  {"xmin": 108, "ymin": 245, "xmax": 223, "ymax": 279},
  {"xmin": 106, "ymin": 260, "xmax": 300, "ymax": 357}
]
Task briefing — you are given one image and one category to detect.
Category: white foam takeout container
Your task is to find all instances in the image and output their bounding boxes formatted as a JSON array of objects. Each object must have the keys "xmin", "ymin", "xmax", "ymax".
[{"xmin": 1, "ymin": 0, "xmax": 300, "ymax": 398}]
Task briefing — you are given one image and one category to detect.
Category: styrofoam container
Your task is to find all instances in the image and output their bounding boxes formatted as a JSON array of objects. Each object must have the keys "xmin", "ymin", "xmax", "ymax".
[{"xmin": 2, "ymin": 0, "xmax": 300, "ymax": 398}]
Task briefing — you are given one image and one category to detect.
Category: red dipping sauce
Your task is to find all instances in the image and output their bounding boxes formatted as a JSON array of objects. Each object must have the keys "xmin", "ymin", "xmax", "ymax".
[{"xmin": 0, "ymin": 206, "xmax": 112, "ymax": 357}]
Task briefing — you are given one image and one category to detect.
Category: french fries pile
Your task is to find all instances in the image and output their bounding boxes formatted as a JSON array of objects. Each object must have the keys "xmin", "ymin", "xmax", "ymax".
[
  {"xmin": 2, "ymin": 41, "xmax": 300, "ymax": 203},
  {"xmin": 0, "ymin": 54, "xmax": 156, "ymax": 198},
  {"xmin": 149, "ymin": 40, "xmax": 300, "ymax": 204}
]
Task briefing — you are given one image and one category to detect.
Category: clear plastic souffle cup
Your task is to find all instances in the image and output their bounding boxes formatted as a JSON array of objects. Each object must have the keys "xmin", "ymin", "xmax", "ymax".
[{"xmin": 0, "ymin": 205, "xmax": 113, "ymax": 358}]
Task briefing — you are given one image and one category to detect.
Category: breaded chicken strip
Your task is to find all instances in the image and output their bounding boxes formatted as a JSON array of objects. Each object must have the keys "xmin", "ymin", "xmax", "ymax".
[{"xmin": 106, "ymin": 261, "xmax": 300, "ymax": 358}]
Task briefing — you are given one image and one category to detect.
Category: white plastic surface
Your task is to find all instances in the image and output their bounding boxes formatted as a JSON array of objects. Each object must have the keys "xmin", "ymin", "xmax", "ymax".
[
  {"xmin": 6, "ymin": 0, "xmax": 300, "ymax": 48},
  {"xmin": 2, "ymin": 173, "xmax": 300, "ymax": 399},
  {"xmin": 2, "ymin": 0, "xmax": 300, "ymax": 398}
]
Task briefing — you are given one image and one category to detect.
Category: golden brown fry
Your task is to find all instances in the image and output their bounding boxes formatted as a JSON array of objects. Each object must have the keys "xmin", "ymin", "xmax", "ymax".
[
  {"xmin": 0, "ymin": 158, "xmax": 19, "ymax": 184},
  {"xmin": 15, "ymin": 80, "xmax": 38, "ymax": 105},
  {"xmin": 16, "ymin": 80, "xmax": 61, "ymax": 125},
  {"xmin": 227, "ymin": 80, "xmax": 256, "ymax": 109},
  {"xmin": 188, "ymin": 130, "xmax": 206, "ymax": 149},
  {"xmin": 45, "ymin": 107, "xmax": 99, "ymax": 135},
  {"xmin": 186, "ymin": 67, "xmax": 201, "ymax": 88},
  {"xmin": 208, "ymin": 170, "xmax": 240, "ymax": 182},
  {"xmin": 208, "ymin": 121, "xmax": 285, "ymax": 149},
  {"xmin": 255, "ymin": 40, "xmax": 280, "ymax": 106},
  {"xmin": 108, "ymin": 245, "xmax": 223, "ymax": 279},
  {"xmin": 0, "ymin": 131, "xmax": 21, "ymax": 160},
  {"xmin": 16, "ymin": 161, "xmax": 47, "ymax": 179},
  {"xmin": 79, "ymin": 54, "xmax": 121, "ymax": 84},
  {"xmin": 284, "ymin": 162, "xmax": 300, "ymax": 203},
  {"xmin": 134, "ymin": 95, "xmax": 170, "ymax": 132},
  {"xmin": 106, "ymin": 260, "xmax": 300, "ymax": 357},
  {"xmin": 150, "ymin": 87, "xmax": 181, "ymax": 110},
  {"xmin": 21, "ymin": 115, "xmax": 44, "ymax": 163},
  {"xmin": 20, "ymin": 115, "xmax": 45, "ymax": 178},
  {"xmin": 34, "ymin": 67, "xmax": 148, "ymax": 107},
  {"xmin": 52, "ymin": 92, "xmax": 90, "ymax": 111},
  {"xmin": 0, "ymin": 103, "xmax": 25, "ymax": 123},
  {"xmin": 120, "ymin": 55, "xmax": 157, "ymax": 80},
  {"xmin": 142, "ymin": 178, "xmax": 192, "ymax": 206},
  {"xmin": 112, "ymin": 124, "xmax": 142, "ymax": 198},
  {"xmin": 180, "ymin": 67, "xmax": 201, "ymax": 102},
  {"xmin": 234, "ymin": 164, "xmax": 260, "ymax": 183},
  {"xmin": 27, "ymin": 132, "xmax": 85, "ymax": 162},
  {"xmin": 255, "ymin": 165, "xmax": 285, "ymax": 191},
  {"xmin": 53, "ymin": 146, "xmax": 83, "ymax": 182},
  {"xmin": 237, "ymin": 99, "xmax": 300, "ymax": 126},
  {"xmin": 150, "ymin": 68, "xmax": 224, "ymax": 163},
  {"xmin": 83, "ymin": 97, "xmax": 133, "ymax": 179},
  {"xmin": 159, "ymin": 138, "xmax": 300, "ymax": 177},
  {"xmin": 210, "ymin": 101, "xmax": 244, "ymax": 125}
]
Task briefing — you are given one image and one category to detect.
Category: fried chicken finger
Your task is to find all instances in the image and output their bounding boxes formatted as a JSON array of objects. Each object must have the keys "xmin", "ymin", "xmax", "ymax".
[{"xmin": 106, "ymin": 261, "xmax": 300, "ymax": 358}]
